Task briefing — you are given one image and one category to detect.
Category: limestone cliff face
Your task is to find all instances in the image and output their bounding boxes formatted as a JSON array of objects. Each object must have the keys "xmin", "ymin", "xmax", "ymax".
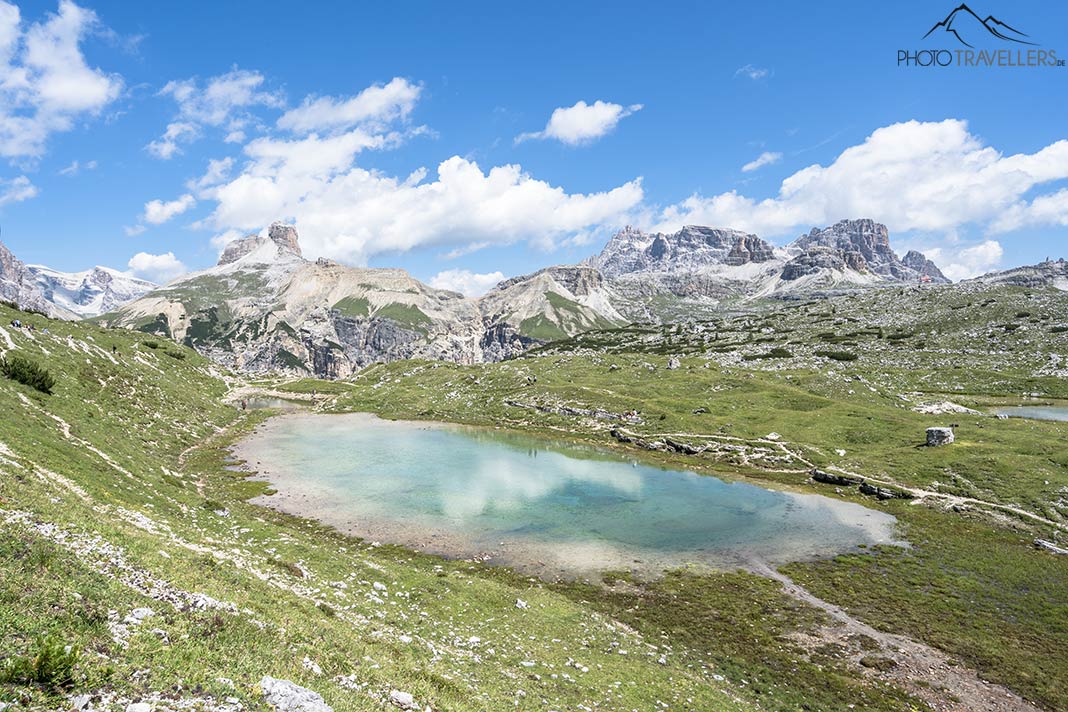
[
  {"xmin": 0, "ymin": 239, "xmax": 64, "ymax": 317},
  {"xmin": 589, "ymin": 225, "xmax": 776, "ymax": 278},
  {"xmin": 785, "ymin": 219, "xmax": 949, "ymax": 283}
]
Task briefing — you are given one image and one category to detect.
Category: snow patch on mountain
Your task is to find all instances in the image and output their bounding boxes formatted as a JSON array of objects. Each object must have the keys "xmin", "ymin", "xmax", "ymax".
[{"xmin": 27, "ymin": 265, "xmax": 157, "ymax": 317}]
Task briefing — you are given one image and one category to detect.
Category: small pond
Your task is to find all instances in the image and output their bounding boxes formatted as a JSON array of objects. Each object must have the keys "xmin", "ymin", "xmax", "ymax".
[
  {"xmin": 994, "ymin": 406, "xmax": 1068, "ymax": 422},
  {"xmin": 235, "ymin": 413, "xmax": 899, "ymax": 577}
]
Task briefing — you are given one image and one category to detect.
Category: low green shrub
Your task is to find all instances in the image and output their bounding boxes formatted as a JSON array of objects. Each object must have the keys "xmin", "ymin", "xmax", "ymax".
[
  {"xmin": 743, "ymin": 347, "xmax": 793, "ymax": 361},
  {"xmin": 0, "ymin": 636, "xmax": 80, "ymax": 688},
  {"xmin": 814, "ymin": 350, "xmax": 858, "ymax": 362},
  {"xmin": 0, "ymin": 354, "xmax": 56, "ymax": 394}
]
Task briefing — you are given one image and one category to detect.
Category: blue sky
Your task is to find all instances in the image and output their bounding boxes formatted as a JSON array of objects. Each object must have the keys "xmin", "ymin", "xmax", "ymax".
[{"xmin": 1, "ymin": 0, "xmax": 1066, "ymax": 292}]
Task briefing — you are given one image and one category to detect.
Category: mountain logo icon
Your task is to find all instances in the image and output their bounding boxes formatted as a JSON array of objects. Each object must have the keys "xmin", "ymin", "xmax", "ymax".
[{"xmin": 923, "ymin": 4, "xmax": 1037, "ymax": 48}]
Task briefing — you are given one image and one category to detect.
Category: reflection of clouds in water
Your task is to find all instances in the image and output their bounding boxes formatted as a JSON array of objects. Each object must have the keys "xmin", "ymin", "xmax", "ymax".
[
  {"xmin": 779, "ymin": 491, "xmax": 898, "ymax": 544},
  {"xmin": 439, "ymin": 451, "xmax": 643, "ymax": 522}
]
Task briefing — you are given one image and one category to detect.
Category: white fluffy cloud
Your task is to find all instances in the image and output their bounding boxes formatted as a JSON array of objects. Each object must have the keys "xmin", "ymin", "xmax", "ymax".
[
  {"xmin": 741, "ymin": 151, "xmax": 781, "ymax": 173},
  {"xmin": 146, "ymin": 121, "xmax": 198, "ymax": 160},
  {"xmin": 0, "ymin": 0, "xmax": 123, "ymax": 160},
  {"xmin": 0, "ymin": 174, "xmax": 36, "ymax": 205},
  {"xmin": 142, "ymin": 193, "xmax": 195, "ymax": 224},
  {"xmin": 146, "ymin": 68, "xmax": 281, "ymax": 159},
  {"xmin": 428, "ymin": 269, "xmax": 506, "ymax": 297},
  {"xmin": 735, "ymin": 64, "xmax": 770, "ymax": 80},
  {"xmin": 278, "ymin": 77, "xmax": 421, "ymax": 134},
  {"xmin": 991, "ymin": 189, "xmax": 1068, "ymax": 233},
  {"xmin": 924, "ymin": 240, "xmax": 1003, "ymax": 281},
  {"xmin": 160, "ymin": 68, "xmax": 281, "ymax": 126},
  {"xmin": 186, "ymin": 156, "xmax": 233, "ymax": 195},
  {"xmin": 126, "ymin": 251, "xmax": 186, "ymax": 283},
  {"xmin": 656, "ymin": 119, "xmax": 1068, "ymax": 238},
  {"xmin": 205, "ymin": 148, "xmax": 643, "ymax": 264},
  {"xmin": 516, "ymin": 100, "xmax": 642, "ymax": 146}
]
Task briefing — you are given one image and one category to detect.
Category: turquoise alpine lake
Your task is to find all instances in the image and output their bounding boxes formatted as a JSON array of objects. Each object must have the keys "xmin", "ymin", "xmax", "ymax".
[
  {"xmin": 995, "ymin": 406, "xmax": 1068, "ymax": 422},
  {"xmin": 236, "ymin": 413, "xmax": 899, "ymax": 577}
]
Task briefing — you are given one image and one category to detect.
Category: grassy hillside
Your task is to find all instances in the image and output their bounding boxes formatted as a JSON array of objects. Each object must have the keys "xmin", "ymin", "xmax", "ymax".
[
  {"xmin": 3, "ymin": 282, "xmax": 1066, "ymax": 710},
  {"xmin": 0, "ymin": 304, "xmax": 914, "ymax": 711}
]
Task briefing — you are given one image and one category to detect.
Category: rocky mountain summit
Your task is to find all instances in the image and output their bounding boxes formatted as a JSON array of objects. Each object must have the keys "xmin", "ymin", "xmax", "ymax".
[
  {"xmin": 218, "ymin": 222, "xmax": 303, "ymax": 265},
  {"xmin": 104, "ymin": 222, "xmax": 486, "ymax": 378},
  {"xmin": 478, "ymin": 266, "xmax": 624, "ymax": 360},
  {"xmin": 587, "ymin": 219, "xmax": 949, "ymax": 320},
  {"xmin": 106, "ymin": 222, "xmax": 636, "ymax": 377},
  {"xmin": 0, "ymin": 239, "xmax": 60, "ymax": 316},
  {"xmin": 27, "ymin": 264, "xmax": 157, "ymax": 317},
  {"xmin": 589, "ymin": 225, "xmax": 777, "ymax": 277},
  {"xmin": 783, "ymin": 220, "xmax": 948, "ymax": 284}
]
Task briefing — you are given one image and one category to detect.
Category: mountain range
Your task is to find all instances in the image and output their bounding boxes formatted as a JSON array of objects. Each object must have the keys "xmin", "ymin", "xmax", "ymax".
[
  {"xmin": 2, "ymin": 218, "xmax": 1060, "ymax": 378},
  {"xmin": 27, "ymin": 264, "xmax": 157, "ymax": 318}
]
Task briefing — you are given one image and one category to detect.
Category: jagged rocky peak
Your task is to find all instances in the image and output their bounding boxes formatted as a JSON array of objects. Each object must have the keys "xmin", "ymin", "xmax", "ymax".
[
  {"xmin": 902, "ymin": 250, "xmax": 949, "ymax": 282},
  {"xmin": 268, "ymin": 221, "xmax": 302, "ymax": 256},
  {"xmin": 591, "ymin": 224, "xmax": 776, "ymax": 277},
  {"xmin": 218, "ymin": 235, "xmax": 265, "ymax": 265},
  {"xmin": 786, "ymin": 219, "xmax": 949, "ymax": 284},
  {"xmin": 794, "ymin": 219, "xmax": 893, "ymax": 261},
  {"xmin": 217, "ymin": 221, "xmax": 303, "ymax": 266}
]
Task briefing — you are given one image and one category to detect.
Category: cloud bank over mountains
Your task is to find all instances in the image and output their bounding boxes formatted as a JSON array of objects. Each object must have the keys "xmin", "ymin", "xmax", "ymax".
[{"xmin": 1, "ymin": 1, "xmax": 1066, "ymax": 282}]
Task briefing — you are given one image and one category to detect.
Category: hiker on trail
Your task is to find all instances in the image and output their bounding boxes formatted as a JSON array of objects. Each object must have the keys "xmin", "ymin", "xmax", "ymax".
[
  {"xmin": 241, "ymin": 399, "xmax": 247, "ymax": 411},
  {"xmin": 112, "ymin": 345, "xmax": 117, "ymax": 354}
]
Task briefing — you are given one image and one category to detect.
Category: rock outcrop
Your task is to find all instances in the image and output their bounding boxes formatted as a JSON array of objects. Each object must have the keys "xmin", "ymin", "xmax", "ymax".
[
  {"xmin": 969, "ymin": 258, "xmax": 1068, "ymax": 290},
  {"xmin": 926, "ymin": 427, "xmax": 955, "ymax": 446},
  {"xmin": 902, "ymin": 250, "xmax": 949, "ymax": 282},
  {"xmin": 259, "ymin": 676, "xmax": 332, "ymax": 712},
  {"xmin": 0, "ymin": 239, "xmax": 63, "ymax": 317}
]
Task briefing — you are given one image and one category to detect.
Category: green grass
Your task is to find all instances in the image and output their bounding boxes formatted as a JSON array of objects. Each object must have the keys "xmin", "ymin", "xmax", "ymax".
[
  {"xmin": 517, "ymin": 292, "xmax": 620, "ymax": 341},
  {"xmin": 373, "ymin": 302, "xmax": 431, "ymax": 334},
  {"xmin": 331, "ymin": 297, "xmax": 370, "ymax": 318}
]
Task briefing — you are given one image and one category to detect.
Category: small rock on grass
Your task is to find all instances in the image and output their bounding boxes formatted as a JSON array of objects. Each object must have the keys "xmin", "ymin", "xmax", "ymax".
[
  {"xmin": 389, "ymin": 690, "xmax": 416, "ymax": 709},
  {"xmin": 260, "ymin": 676, "xmax": 333, "ymax": 712}
]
